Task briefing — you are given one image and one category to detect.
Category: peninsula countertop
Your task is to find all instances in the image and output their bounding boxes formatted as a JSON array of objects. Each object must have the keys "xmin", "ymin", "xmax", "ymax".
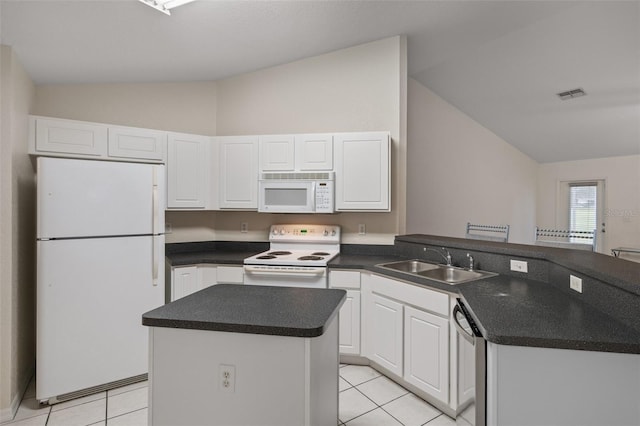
[{"xmin": 143, "ymin": 284, "xmax": 346, "ymax": 338}]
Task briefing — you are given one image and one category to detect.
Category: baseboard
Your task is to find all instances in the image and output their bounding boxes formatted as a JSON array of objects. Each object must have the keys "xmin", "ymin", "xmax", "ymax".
[{"xmin": 0, "ymin": 366, "xmax": 35, "ymax": 423}]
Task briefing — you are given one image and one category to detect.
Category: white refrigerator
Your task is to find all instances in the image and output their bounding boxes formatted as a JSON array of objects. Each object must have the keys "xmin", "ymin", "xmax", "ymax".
[{"xmin": 36, "ymin": 157, "xmax": 165, "ymax": 404}]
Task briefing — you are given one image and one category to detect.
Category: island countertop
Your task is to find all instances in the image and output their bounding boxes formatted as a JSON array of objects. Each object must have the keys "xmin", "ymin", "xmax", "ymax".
[{"xmin": 142, "ymin": 284, "xmax": 346, "ymax": 338}]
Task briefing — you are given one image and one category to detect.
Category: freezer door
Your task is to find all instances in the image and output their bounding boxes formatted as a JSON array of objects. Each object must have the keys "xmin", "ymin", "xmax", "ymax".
[
  {"xmin": 36, "ymin": 235, "xmax": 165, "ymax": 401},
  {"xmin": 37, "ymin": 157, "xmax": 165, "ymax": 239}
]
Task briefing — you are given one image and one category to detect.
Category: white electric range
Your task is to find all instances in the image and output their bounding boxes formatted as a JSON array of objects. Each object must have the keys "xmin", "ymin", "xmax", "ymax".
[{"xmin": 243, "ymin": 224, "xmax": 341, "ymax": 288}]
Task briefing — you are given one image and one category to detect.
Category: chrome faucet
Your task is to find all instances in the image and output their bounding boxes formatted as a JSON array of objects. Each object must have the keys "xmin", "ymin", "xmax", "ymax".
[
  {"xmin": 425, "ymin": 247, "xmax": 452, "ymax": 266},
  {"xmin": 467, "ymin": 253, "xmax": 474, "ymax": 271}
]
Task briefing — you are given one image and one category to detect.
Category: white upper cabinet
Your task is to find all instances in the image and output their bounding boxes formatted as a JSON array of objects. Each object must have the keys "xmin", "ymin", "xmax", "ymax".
[
  {"xmin": 167, "ymin": 132, "xmax": 209, "ymax": 209},
  {"xmin": 32, "ymin": 116, "xmax": 108, "ymax": 158},
  {"xmin": 334, "ymin": 132, "xmax": 390, "ymax": 211},
  {"xmin": 260, "ymin": 135, "xmax": 295, "ymax": 171},
  {"xmin": 295, "ymin": 134, "xmax": 333, "ymax": 170},
  {"xmin": 218, "ymin": 136, "xmax": 259, "ymax": 209},
  {"xmin": 108, "ymin": 125, "xmax": 166, "ymax": 162},
  {"xmin": 259, "ymin": 133, "xmax": 333, "ymax": 172},
  {"xmin": 29, "ymin": 116, "xmax": 169, "ymax": 163}
]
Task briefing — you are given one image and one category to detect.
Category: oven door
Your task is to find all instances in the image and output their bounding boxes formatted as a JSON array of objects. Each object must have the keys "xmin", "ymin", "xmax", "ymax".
[
  {"xmin": 243, "ymin": 265, "xmax": 327, "ymax": 288},
  {"xmin": 258, "ymin": 180, "xmax": 315, "ymax": 213}
]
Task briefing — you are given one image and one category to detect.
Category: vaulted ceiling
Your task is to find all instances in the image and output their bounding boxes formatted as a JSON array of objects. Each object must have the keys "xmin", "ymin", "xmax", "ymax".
[{"xmin": 1, "ymin": 0, "xmax": 638, "ymax": 163}]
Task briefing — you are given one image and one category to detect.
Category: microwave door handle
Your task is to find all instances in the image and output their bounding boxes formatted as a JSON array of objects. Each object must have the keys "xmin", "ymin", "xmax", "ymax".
[{"xmin": 311, "ymin": 182, "xmax": 316, "ymax": 210}]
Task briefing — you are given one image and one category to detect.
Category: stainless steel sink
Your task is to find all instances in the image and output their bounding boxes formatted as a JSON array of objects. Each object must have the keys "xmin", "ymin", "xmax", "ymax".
[{"xmin": 376, "ymin": 259, "xmax": 497, "ymax": 284}]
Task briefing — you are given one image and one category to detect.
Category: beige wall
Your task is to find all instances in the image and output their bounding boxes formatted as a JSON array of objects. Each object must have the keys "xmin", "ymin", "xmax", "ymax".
[
  {"xmin": 406, "ymin": 78, "xmax": 538, "ymax": 244},
  {"xmin": 537, "ymin": 155, "xmax": 640, "ymax": 259},
  {"xmin": 213, "ymin": 36, "xmax": 406, "ymax": 245},
  {"xmin": 34, "ymin": 82, "xmax": 217, "ymax": 136},
  {"xmin": 0, "ymin": 45, "xmax": 36, "ymax": 421}
]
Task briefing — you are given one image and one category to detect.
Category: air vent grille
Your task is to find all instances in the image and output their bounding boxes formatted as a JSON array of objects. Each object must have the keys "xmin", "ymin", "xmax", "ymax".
[
  {"xmin": 557, "ymin": 88, "xmax": 586, "ymax": 100},
  {"xmin": 261, "ymin": 172, "xmax": 333, "ymax": 180}
]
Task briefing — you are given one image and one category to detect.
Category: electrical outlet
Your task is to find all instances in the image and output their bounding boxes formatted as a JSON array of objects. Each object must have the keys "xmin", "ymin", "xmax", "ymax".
[
  {"xmin": 358, "ymin": 224, "xmax": 366, "ymax": 235},
  {"xmin": 165, "ymin": 223, "xmax": 172, "ymax": 233},
  {"xmin": 570, "ymin": 275, "xmax": 583, "ymax": 293},
  {"xmin": 240, "ymin": 223, "xmax": 248, "ymax": 233},
  {"xmin": 510, "ymin": 259, "xmax": 528, "ymax": 273},
  {"xmin": 219, "ymin": 364, "xmax": 235, "ymax": 393}
]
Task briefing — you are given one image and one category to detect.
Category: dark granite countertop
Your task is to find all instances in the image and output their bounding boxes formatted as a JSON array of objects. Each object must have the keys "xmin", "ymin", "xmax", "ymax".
[
  {"xmin": 143, "ymin": 284, "xmax": 346, "ymax": 338},
  {"xmin": 457, "ymin": 276, "xmax": 640, "ymax": 354},
  {"xmin": 165, "ymin": 241, "xmax": 268, "ymax": 266}
]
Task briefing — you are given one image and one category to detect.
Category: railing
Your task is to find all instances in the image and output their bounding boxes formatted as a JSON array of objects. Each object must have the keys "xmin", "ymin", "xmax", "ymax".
[
  {"xmin": 535, "ymin": 227, "xmax": 596, "ymax": 251},
  {"xmin": 465, "ymin": 223, "xmax": 510, "ymax": 242}
]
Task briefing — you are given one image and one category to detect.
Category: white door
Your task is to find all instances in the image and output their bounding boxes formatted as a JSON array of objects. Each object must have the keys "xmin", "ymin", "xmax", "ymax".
[
  {"xmin": 36, "ymin": 235, "xmax": 165, "ymax": 401},
  {"xmin": 167, "ymin": 133, "xmax": 209, "ymax": 209},
  {"xmin": 334, "ymin": 132, "xmax": 390, "ymax": 211},
  {"xmin": 367, "ymin": 293, "xmax": 403, "ymax": 376},
  {"xmin": 403, "ymin": 306, "xmax": 449, "ymax": 403},
  {"xmin": 37, "ymin": 157, "xmax": 164, "ymax": 238},
  {"xmin": 338, "ymin": 290, "xmax": 361, "ymax": 355},
  {"xmin": 218, "ymin": 136, "xmax": 259, "ymax": 209},
  {"xmin": 260, "ymin": 135, "xmax": 295, "ymax": 171},
  {"xmin": 295, "ymin": 134, "xmax": 333, "ymax": 170}
]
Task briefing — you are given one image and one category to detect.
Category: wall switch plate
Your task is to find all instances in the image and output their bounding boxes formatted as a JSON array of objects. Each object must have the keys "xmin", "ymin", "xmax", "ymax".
[
  {"xmin": 219, "ymin": 364, "xmax": 235, "ymax": 393},
  {"xmin": 510, "ymin": 259, "xmax": 528, "ymax": 273},
  {"xmin": 165, "ymin": 223, "xmax": 172, "ymax": 233},
  {"xmin": 358, "ymin": 224, "xmax": 366, "ymax": 235},
  {"xmin": 570, "ymin": 275, "xmax": 583, "ymax": 293},
  {"xmin": 240, "ymin": 223, "xmax": 248, "ymax": 233}
]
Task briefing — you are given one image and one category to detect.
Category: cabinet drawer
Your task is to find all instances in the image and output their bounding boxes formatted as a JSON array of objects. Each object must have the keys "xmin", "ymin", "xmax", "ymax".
[
  {"xmin": 329, "ymin": 270, "xmax": 361, "ymax": 289},
  {"xmin": 369, "ymin": 274, "xmax": 449, "ymax": 317},
  {"xmin": 217, "ymin": 266, "xmax": 244, "ymax": 284}
]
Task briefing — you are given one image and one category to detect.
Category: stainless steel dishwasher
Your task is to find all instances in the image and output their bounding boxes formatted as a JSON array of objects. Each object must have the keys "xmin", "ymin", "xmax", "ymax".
[{"xmin": 453, "ymin": 299, "xmax": 486, "ymax": 426}]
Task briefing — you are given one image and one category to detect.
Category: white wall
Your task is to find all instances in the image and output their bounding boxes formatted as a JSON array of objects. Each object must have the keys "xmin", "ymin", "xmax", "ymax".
[
  {"xmin": 538, "ymin": 155, "xmax": 640, "ymax": 258},
  {"xmin": 0, "ymin": 45, "xmax": 36, "ymax": 421},
  {"xmin": 214, "ymin": 36, "xmax": 407, "ymax": 244},
  {"xmin": 406, "ymin": 78, "xmax": 538, "ymax": 244}
]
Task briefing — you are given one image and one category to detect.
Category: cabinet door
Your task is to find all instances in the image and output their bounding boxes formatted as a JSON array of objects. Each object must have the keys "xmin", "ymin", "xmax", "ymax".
[
  {"xmin": 367, "ymin": 293, "xmax": 403, "ymax": 376},
  {"xmin": 35, "ymin": 117, "xmax": 107, "ymax": 157},
  {"xmin": 216, "ymin": 266, "xmax": 244, "ymax": 284},
  {"xmin": 218, "ymin": 136, "xmax": 259, "ymax": 209},
  {"xmin": 295, "ymin": 134, "xmax": 333, "ymax": 170},
  {"xmin": 197, "ymin": 265, "xmax": 218, "ymax": 289},
  {"xmin": 334, "ymin": 132, "xmax": 390, "ymax": 211},
  {"xmin": 172, "ymin": 266, "xmax": 199, "ymax": 301},
  {"xmin": 108, "ymin": 126, "xmax": 166, "ymax": 162},
  {"xmin": 404, "ymin": 305, "xmax": 449, "ymax": 403},
  {"xmin": 338, "ymin": 290, "xmax": 361, "ymax": 355},
  {"xmin": 260, "ymin": 135, "xmax": 294, "ymax": 171},
  {"xmin": 167, "ymin": 133, "xmax": 209, "ymax": 209}
]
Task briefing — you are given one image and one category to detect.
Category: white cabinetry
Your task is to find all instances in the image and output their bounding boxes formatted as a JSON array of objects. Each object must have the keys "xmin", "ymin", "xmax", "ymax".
[
  {"xmin": 404, "ymin": 305, "xmax": 449, "ymax": 402},
  {"xmin": 367, "ymin": 292, "xmax": 404, "ymax": 376},
  {"xmin": 259, "ymin": 133, "xmax": 333, "ymax": 172},
  {"xmin": 167, "ymin": 133, "xmax": 210, "ymax": 209},
  {"xmin": 108, "ymin": 125, "xmax": 166, "ymax": 162},
  {"xmin": 218, "ymin": 136, "xmax": 259, "ymax": 209},
  {"xmin": 334, "ymin": 132, "xmax": 390, "ymax": 211},
  {"xmin": 362, "ymin": 273, "xmax": 451, "ymax": 406},
  {"xmin": 329, "ymin": 270, "xmax": 361, "ymax": 355},
  {"xmin": 29, "ymin": 116, "xmax": 166, "ymax": 163},
  {"xmin": 170, "ymin": 265, "xmax": 243, "ymax": 302},
  {"xmin": 31, "ymin": 116, "xmax": 108, "ymax": 158}
]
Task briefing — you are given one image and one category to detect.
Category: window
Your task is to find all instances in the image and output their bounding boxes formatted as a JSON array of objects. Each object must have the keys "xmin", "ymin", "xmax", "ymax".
[{"xmin": 557, "ymin": 180, "xmax": 605, "ymax": 252}]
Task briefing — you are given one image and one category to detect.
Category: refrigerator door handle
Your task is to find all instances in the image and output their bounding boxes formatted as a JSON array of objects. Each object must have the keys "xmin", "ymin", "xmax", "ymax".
[
  {"xmin": 152, "ymin": 166, "xmax": 159, "ymax": 235},
  {"xmin": 152, "ymin": 236, "xmax": 159, "ymax": 286}
]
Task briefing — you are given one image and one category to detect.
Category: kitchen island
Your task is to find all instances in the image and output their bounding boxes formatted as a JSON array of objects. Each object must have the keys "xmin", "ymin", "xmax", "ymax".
[{"xmin": 142, "ymin": 284, "xmax": 346, "ymax": 426}]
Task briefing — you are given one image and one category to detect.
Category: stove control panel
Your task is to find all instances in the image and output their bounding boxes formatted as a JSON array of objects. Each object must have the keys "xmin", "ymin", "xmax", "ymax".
[{"xmin": 269, "ymin": 224, "xmax": 341, "ymax": 243}]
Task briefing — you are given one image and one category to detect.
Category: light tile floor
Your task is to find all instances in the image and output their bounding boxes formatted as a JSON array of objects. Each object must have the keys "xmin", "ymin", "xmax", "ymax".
[{"xmin": 2, "ymin": 365, "xmax": 455, "ymax": 426}]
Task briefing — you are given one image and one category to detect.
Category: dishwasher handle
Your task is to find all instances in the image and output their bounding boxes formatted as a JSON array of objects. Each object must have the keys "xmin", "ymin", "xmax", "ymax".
[{"xmin": 453, "ymin": 303, "xmax": 476, "ymax": 345}]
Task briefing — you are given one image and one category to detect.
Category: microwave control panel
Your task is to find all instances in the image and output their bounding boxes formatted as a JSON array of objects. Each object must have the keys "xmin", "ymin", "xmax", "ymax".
[{"xmin": 315, "ymin": 181, "xmax": 334, "ymax": 213}]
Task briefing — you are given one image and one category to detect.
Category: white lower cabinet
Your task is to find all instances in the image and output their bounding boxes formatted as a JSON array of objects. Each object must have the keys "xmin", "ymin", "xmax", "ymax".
[
  {"xmin": 328, "ymin": 270, "xmax": 361, "ymax": 355},
  {"xmin": 170, "ymin": 265, "xmax": 243, "ymax": 302},
  {"xmin": 362, "ymin": 272, "xmax": 451, "ymax": 407},
  {"xmin": 404, "ymin": 305, "xmax": 449, "ymax": 402}
]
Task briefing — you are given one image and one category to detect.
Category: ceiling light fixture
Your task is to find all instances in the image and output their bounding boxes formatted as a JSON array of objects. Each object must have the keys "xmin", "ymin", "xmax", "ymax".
[
  {"xmin": 556, "ymin": 88, "xmax": 586, "ymax": 101},
  {"xmin": 138, "ymin": 0, "xmax": 196, "ymax": 16}
]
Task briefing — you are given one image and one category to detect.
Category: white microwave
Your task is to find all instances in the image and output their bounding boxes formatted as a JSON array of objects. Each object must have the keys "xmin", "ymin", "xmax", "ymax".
[{"xmin": 258, "ymin": 172, "xmax": 334, "ymax": 213}]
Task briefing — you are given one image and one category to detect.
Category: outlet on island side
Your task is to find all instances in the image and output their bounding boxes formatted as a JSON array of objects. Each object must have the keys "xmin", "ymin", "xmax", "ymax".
[
  {"xmin": 240, "ymin": 223, "xmax": 248, "ymax": 233},
  {"xmin": 570, "ymin": 275, "xmax": 583, "ymax": 293},
  {"xmin": 358, "ymin": 224, "xmax": 366, "ymax": 235},
  {"xmin": 219, "ymin": 364, "xmax": 236, "ymax": 393}
]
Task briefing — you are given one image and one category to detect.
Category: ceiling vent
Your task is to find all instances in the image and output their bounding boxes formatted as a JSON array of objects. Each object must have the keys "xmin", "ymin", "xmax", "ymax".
[{"xmin": 557, "ymin": 88, "xmax": 586, "ymax": 101}]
